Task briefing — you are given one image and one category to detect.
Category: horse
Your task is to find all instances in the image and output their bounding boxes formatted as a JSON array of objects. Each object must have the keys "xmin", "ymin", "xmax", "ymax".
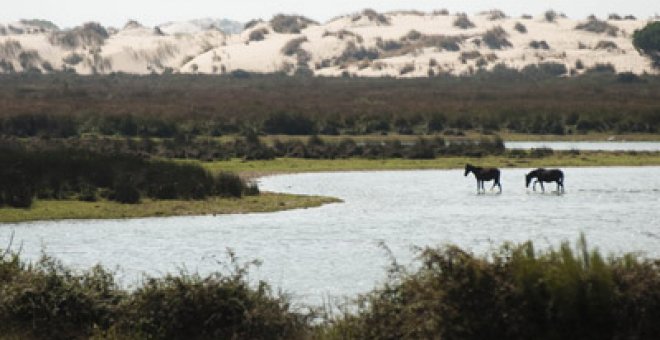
[
  {"xmin": 464, "ymin": 163, "xmax": 502, "ymax": 193},
  {"xmin": 525, "ymin": 168, "xmax": 564, "ymax": 193}
]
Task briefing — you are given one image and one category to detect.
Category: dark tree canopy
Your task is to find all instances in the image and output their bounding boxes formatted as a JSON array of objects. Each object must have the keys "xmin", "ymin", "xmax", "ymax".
[{"xmin": 633, "ymin": 22, "xmax": 660, "ymax": 67}]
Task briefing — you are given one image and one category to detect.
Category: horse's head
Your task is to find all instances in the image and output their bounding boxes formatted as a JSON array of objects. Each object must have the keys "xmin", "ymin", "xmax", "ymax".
[
  {"xmin": 525, "ymin": 171, "xmax": 536, "ymax": 188},
  {"xmin": 464, "ymin": 164, "xmax": 472, "ymax": 176}
]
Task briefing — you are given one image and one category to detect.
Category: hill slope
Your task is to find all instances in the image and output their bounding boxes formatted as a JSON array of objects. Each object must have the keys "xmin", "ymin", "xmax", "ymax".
[{"xmin": 0, "ymin": 10, "xmax": 657, "ymax": 76}]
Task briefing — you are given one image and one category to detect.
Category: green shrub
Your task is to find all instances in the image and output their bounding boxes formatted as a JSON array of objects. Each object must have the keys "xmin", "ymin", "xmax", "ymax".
[
  {"xmin": 633, "ymin": 22, "xmax": 660, "ymax": 68},
  {"xmin": 320, "ymin": 236, "xmax": 660, "ymax": 340}
]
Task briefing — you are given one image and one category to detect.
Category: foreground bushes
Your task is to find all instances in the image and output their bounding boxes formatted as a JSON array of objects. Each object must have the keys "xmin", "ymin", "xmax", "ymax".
[
  {"xmin": 0, "ymin": 145, "xmax": 254, "ymax": 208},
  {"xmin": 2, "ymin": 237, "xmax": 660, "ymax": 339},
  {"xmin": 0, "ymin": 249, "xmax": 307, "ymax": 339},
  {"xmin": 323, "ymin": 236, "xmax": 660, "ymax": 340}
]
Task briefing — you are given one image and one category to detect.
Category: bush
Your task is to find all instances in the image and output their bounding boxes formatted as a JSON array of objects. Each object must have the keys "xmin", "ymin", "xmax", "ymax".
[
  {"xmin": 484, "ymin": 9, "xmax": 507, "ymax": 20},
  {"xmin": 514, "ymin": 22, "xmax": 527, "ymax": 33},
  {"xmin": 585, "ymin": 63, "xmax": 616, "ymax": 74},
  {"xmin": 113, "ymin": 180, "xmax": 141, "ymax": 204},
  {"xmin": 483, "ymin": 26, "xmax": 512, "ymax": 49},
  {"xmin": 633, "ymin": 22, "xmax": 660, "ymax": 68},
  {"xmin": 544, "ymin": 10, "xmax": 558, "ymax": 22},
  {"xmin": 595, "ymin": 40, "xmax": 618, "ymax": 50},
  {"xmin": 529, "ymin": 40, "xmax": 550, "ymax": 49},
  {"xmin": 0, "ymin": 254, "xmax": 121, "ymax": 339},
  {"xmin": 270, "ymin": 14, "xmax": 317, "ymax": 34},
  {"xmin": 522, "ymin": 62, "xmax": 567, "ymax": 78},
  {"xmin": 323, "ymin": 236, "xmax": 660, "ymax": 340},
  {"xmin": 576, "ymin": 19, "xmax": 619, "ymax": 36},
  {"xmin": 281, "ymin": 37, "xmax": 308, "ymax": 56},
  {"xmin": 0, "ymin": 250, "xmax": 306, "ymax": 339},
  {"xmin": 248, "ymin": 28, "xmax": 268, "ymax": 42},
  {"xmin": 48, "ymin": 22, "xmax": 109, "ymax": 49},
  {"xmin": 453, "ymin": 14, "xmax": 475, "ymax": 29},
  {"xmin": 354, "ymin": 9, "xmax": 390, "ymax": 25},
  {"xmin": 62, "ymin": 53, "xmax": 83, "ymax": 66}
]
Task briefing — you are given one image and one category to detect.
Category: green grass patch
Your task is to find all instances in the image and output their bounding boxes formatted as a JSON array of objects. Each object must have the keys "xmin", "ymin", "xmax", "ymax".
[
  {"xmin": 198, "ymin": 151, "xmax": 660, "ymax": 178},
  {"xmin": 0, "ymin": 193, "xmax": 341, "ymax": 223}
]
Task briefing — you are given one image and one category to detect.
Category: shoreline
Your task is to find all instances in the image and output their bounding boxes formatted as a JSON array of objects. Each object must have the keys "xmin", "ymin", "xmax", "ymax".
[{"xmin": 3, "ymin": 150, "xmax": 660, "ymax": 223}]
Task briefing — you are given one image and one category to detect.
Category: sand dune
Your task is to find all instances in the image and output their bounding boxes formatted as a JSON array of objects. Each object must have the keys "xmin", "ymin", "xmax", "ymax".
[{"xmin": 0, "ymin": 11, "xmax": 656, "ymax": 76}]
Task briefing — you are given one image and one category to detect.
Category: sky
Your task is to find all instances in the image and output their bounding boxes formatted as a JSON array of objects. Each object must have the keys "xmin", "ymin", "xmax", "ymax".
[{"xmin": 1, "ymin": 0, "xmax": 659, "ymax": 28}]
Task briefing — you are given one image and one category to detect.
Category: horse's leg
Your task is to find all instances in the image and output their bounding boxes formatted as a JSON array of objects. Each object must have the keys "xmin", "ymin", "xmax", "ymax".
[
  {"xmin": 540, "ymin": 182, "xmax": 545, "ymax": 193},
  {"xmin": 476, "ymin": 180, "xmax": 480, "ymax": 193},
  {"xmin": 533, "ymin": 180, "xmax": 537, "ymax": 191}
]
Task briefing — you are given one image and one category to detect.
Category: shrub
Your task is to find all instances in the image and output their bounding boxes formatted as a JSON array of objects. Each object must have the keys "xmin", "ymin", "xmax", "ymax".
[
  {"xmin": 576, "ymin": 19, "xmax": 619, "ymax": 36},
  {"xmin": 633, "ymin": 22, "xmax": 660, "ymax": 68},
  {"xmin": 48, "ymin": 22, "xmax": 109, "ymax": 49},
  {"xmin": 281, "ymin": 37, "xmax": 308, "ymax": 56},
  {"xmin": 0, "ymin": 250, "xmax": 306, "ymax": 339},
  {"xmin": 263, "ymin": 111, "xmax": 316, "ymax": 135},
  {"xmin": 354, "ymin": 9, "xmax": 390, "ymax": 25},
  {"xmin": 323, "ymin": 236, "xmax": 660, "ymax": 339},
  {"xmin": 0, "ymin": 255, "xmax": 121, "ymax": 339},
  {"xmin": 335, "ymin": 42, "xmax": 380, "ymax": 65},
  {"xmin": 403, "ymin": 29, "xmax": 423, "ymax": 41},
  {"xmin": 453, "ymin": 14, "xmax": 475, "ymax": 29},
  {"xmin": 595, "ymin": 40, "xmax": 619, "ymax": 50},
  {"xmin": 483, "ymin": 26, "xmax": 512, "ymax": 49},
  {"xmin": 248, "ymin": 28, "xmax": 268, "ymax": 41},
  {"xmin": 0, "ymin": 40, "xmax": 22, "ymax": 60},
  {"xmin": 522, "ymin": 62, "xmax": 568, "ymax": 78},
  {"xmin": 376, "ymin": 39, "xmax": 403, "ymax": 51},
  {"xmin": 585, "ymin": 63, "xmax": 617, "ymax": 74},
  {"xmin": 270, "ymin": 14, "xmax": 318, "ymax": 34},
  {"xmin": 484, "ymin": 9, "xmax": 507, "ymax": 20},
  {"xmin": 399, "ymin": 63, "xmax": 415, "ymax": 75},
  {"xmin": 514, "ymin": 22, "xmax": 527, "ymax": 33},
  {"xmin": 608, "ymin": 13, "xmax": 623, "ymax": 20},
  {"xmin": 529, "ymin": 40, "xmax": 550, "ymax": 49},
  {"xmin": 18, "ymin": 50, "xmax": 41, "ymax": 70},
  {"xmin": 113, "ymin": 180, "xmax": 141, "ymax": 204},
  {"xmin": 433, "ymin": 9, "xmax": 450, "ymax": 16},
  {"xmin": 575, "ymin": 59, "xmax": 585, "ymax": 69},
  {"xmin": 545, "ymin": 10, "xmax": 558, "ymax": 22},
  {"xmin": 244, "ymin": 19, "xmax": 263, "ymax": 30}
]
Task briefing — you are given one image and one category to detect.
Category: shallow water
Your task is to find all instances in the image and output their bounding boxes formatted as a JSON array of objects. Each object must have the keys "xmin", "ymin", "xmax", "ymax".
[
  {"xmin": 2, "ymin": 167, "xmax": 660, "ymax": 305},
  {"xmin": 506, "ymin": 141, "xmax": 660, "ymax": 151}
]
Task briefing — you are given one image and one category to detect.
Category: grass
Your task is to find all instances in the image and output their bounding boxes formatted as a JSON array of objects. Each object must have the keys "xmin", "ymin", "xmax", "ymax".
[
  {"xmin": 199, "ymin": 151, "xmax": 660, "ymax": 178},
  {"xmin": 0, "ymin": 193, "xmax": 341, "ymax": 223},
  {"xmin": 207, "ymin": 132, "xmax": 660, "ymax": 144}
]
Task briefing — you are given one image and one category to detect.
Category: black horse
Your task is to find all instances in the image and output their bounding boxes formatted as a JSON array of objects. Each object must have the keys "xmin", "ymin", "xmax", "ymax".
[
  {"xmin": 526, "ymin": 168, "xmax": 564, "ymax": 193},
  {"xmin": 464, "ymin": 163, "xmax": 502, "ymax": 193}
]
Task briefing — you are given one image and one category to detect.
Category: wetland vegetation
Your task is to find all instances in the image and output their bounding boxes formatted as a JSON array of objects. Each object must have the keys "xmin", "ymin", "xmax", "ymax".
[{"xmin": 2, "ymin": 236, "xmax": 660, "ymax": 339}]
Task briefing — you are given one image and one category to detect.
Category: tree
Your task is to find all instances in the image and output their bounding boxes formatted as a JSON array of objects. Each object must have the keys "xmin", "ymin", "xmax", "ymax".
[{"xmin": 633, "ymin": 22, "xmax": 660, "ymax": 68}]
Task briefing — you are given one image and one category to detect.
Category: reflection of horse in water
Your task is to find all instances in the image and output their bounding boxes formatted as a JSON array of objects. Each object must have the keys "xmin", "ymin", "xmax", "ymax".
[
  {"xmin": 464, "ymin": 164, "xmax": 502, "ymax": 193},
  {"xmin": 526, "ymin": 168, "xmax": 564, "ymax": 193}
]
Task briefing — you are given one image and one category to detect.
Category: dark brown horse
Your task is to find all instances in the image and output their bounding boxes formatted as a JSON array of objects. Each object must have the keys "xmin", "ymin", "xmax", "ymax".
[
  {"xmin": 526, "ymin": 168, "xmax": 564, "ymax": 193},
  {"xmin": 464, "ymin": 164, "xmax": 502, "ymax": 193}
]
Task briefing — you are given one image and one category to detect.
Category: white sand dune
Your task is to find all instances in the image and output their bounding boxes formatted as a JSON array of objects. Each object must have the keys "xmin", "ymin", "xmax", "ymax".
[{"xmin": 0, "ymin": 11, "xmax": 657, "ymax": 76}]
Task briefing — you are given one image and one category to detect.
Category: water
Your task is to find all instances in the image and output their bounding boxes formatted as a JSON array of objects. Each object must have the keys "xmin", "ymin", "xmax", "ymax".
[
  {"xmin": 506, "ymin": 141, "xmax": 660, "ymax": 151},
  {"xmin": 2, "ymin": 167, "xmax": 660, "ymax": 306}
]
